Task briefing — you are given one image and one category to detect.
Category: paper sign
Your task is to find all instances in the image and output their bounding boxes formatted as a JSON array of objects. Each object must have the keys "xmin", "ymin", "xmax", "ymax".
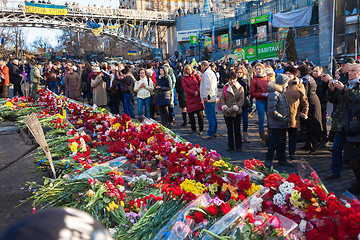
[{"xmin": 24, "ymin": 113, "xmax": 56, "ymax": 178}]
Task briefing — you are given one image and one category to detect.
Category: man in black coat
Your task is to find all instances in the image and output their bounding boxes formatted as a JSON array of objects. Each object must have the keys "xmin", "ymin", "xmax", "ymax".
[
  {"xmin": 337, "ymin": 57, "xmax": 355, "ymax": 84},
  {"xmin": 9, "ymin": 59, "xmax": 23, "ymax": 96}
]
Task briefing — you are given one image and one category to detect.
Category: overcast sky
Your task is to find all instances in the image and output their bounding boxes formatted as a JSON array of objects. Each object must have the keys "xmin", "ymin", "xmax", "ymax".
[{"xmin": 25, "ymin": 0, "xmax": 117, "ymax": 49}]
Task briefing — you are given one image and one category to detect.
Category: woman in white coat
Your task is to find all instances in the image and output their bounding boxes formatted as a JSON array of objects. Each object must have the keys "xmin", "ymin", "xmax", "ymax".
[{"xmin": 134, "ymin": 68, "xmax": 154, "ymax": 119}]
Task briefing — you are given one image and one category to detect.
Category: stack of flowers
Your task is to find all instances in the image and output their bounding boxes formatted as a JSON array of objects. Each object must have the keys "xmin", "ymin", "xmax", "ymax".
[{"xmin": 2, "ymin": 89, "xmax": 360, "ymax": 240}]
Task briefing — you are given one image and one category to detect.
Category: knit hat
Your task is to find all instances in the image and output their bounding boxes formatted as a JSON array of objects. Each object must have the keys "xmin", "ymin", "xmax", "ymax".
[
  {"xmin": 276, "ymin": 74, "xmax": 290, "ymax": 85},
  {"xmin": 283, "ymin": 65, "xmax": 298, "ymax": 76}
]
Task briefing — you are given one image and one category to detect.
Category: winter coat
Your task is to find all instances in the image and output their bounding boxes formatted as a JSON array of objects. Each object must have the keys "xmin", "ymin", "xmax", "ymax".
[
  {"xmin": 65, "ymin": 72, "xmax": 81, "ymax": 99},
  {"xmin": 175, "ymin": 72, "xmax": 186, "ymax": 108},
  {"xmin": 134, "ymin": 77, "xmax": 154, "ymax": 99},
  {"xmin": 0, "ymin": 65, "xmax": 10, "ymax": 86},
  {"xmin": 343, "ymin": 95, "xmax": 360, "ymax": 141},
  {"xmin": 30, "ymin": 65, "xmax": 42, "ymax": 84},
  {"xmin": 155, "ymin": 75, "xmax": 171, "ymax": 106},
  {"xmin": 119, "ymin": 74, "xmax": 135, "ymax": 94},
  {"xmin": 284, "ymin": 79, "xmax": 309, "ymax": 129},
  {"xmin": 220, "ymin": 81, "xmax": 244, "ymax": 118},
  {"xmin": 250, "ymin": 75, "xmax": 269, "ymax": 101},
  {"xmin": 9, "ymin": 63, "xmax": 22, "ymax": 85},
  {"xmin": 314, "ymin": 76, "xmax": 329, "ymax": 107},
  {"xmin": 238, "ymin": 76, "xmax": 251, "ymax": 110},
  {"xmin": 91, "ymin": 74, "xmax": 107, "ymax": 106},
  {"xmin": 200, "ymin": 67, "xmax": 218, "ymax": 102},
  {"xmin": 267, "ymin": 82, "xmax": 290, "ymax": 129},
  {"xmin": 327, "ymin": 81, "xmax": 360, "ymax": 133},
  {"xmin": 302, "ymin": 75, "xmax": 323, "ymax": 133},
  {"xmin": 182, "ymin": 73, "xmax": 204, "ymax": 113}
]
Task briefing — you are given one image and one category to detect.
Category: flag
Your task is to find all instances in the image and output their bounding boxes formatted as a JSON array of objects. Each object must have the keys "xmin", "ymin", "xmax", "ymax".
[
  {"xmin": 11, "ymin": 42, "xmax": 14, "ymax": 51},
  {"xmin": 0, "ymin": 37, "xmax": 4, "ymax": 47},
  {"xmin": 87, "ymin": 20, "xmax": 103, "ymax": 37},
  {"xmin": 105, "ymin": 24, "xmax": 122, "ymax": 30}
]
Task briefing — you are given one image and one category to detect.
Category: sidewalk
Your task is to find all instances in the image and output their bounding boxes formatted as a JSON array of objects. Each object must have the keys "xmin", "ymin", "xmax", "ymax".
[{"xmin": 164, "ymin": 103, "xmax": 356, "ymax": 197}]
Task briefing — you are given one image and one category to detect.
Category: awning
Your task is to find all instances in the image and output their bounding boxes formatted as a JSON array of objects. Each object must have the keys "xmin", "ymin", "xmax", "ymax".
[{"xmin": 272, "ymin": 7, "xmax": 313, "ymax": 28}]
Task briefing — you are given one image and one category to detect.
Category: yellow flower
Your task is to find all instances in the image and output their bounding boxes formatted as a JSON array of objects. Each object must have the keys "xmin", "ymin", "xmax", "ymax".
[
  {"xmin": 290, "ymin": 190, "xmax": 307, "ymax": 208},
  {"xmin": 4, "ymin": 102, "xmax": 13, "ymax": 107},
  {"xmin": 112, "ymin": 123, "xmax": 121, "ymax": 130},
  {"xmin": 19, "ymin": 102, "xmax": 26, "ymax": 107},
  {"xmin": 120, "ymin": 201, "xmax": 125, "ymax": 208},
  {"xmin": 180, "ymin": 179, "xmax": 207, "ymax": 195},
  {"xmin": 86, "ymin": 190, "xmax": 95, "ymax": 197},
  {"xmin": 101, "ymin": 108, "xmax": 106, "ymax": 112},
  {"xmin": 108, "ymin": 201, "xmax": 119, "ymax": 211},
  {"xmin": 244, "ymin": 183, "xmax": 261, "ymax": 196},
  {"xmin": 70, "ymin": 142, "xmax": 78, "ymax": 152}
]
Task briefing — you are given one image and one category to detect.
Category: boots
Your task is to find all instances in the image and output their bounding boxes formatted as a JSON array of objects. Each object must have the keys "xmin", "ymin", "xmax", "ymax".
[
  {"xmin": 243, "ymin": 132, "xmax": 250, "ymax": 143},
  {"xmin": 259, "ymin": 131, "xmax": 266, "ymax": 144},
  {"xmin": 181, "ymin": 112, "xmax": 187, "ymax": 127}
]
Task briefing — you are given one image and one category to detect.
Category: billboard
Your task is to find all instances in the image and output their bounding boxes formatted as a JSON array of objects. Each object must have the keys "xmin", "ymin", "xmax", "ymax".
[{"xmin": 233, "ymin": 41, "xmax": 284, "ymax": 61}]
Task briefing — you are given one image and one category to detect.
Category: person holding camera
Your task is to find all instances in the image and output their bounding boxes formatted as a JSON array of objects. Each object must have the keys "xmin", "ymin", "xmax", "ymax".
[
  {"xmin": 90, "ymin": 66, "xmax": 107, "ymax": 108},
  {"xmin": 325, "ymin": 63, "xmax": 360, "ymax": 180}
]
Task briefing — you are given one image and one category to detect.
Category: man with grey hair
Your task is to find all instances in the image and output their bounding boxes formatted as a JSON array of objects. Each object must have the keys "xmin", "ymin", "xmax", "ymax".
[
  {"xmin": 325, "ymin": 63, "xmax": 360, "ymax": 180},
  {"xmin": 200, "ymin": 60, "xmax": 218, "ymax": 139},
  {"xmin": 9, "ymin": 59, "xmax": 23, "ymax": 96}
]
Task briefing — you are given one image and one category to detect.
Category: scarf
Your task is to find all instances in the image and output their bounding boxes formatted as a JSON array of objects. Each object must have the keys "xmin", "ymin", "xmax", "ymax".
[{"xmin": 348, "ymin": 78, "xmax": 359, "ymax": 89}]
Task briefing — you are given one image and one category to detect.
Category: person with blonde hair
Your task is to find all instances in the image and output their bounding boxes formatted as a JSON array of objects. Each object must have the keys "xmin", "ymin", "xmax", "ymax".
[
  {"xmin": 182, "ymin": 64, "xmax": 204, "ymax": 134},
  {"xmin": 250, "ymin": 63, "xmax": 269, "ymax": 144}
]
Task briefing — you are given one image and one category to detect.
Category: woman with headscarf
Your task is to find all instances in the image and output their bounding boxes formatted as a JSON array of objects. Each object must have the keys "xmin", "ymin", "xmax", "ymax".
[
  {"xmin": 182, "ymin": 64, "xmax": 204, "ymax": 134},
  {"xmin": 250, "ymin": 63, "xmax": 269, "ymax": 144},
  {"xmin": 284, "ymin": 65, "xmax": 309, "ymax": 160},
  {"xmin": 298, "ymin": 64, "xmax": 323, "ymax": 153},
  {"xmin": 155, "ymin": 66, "xmax": 172, "ymax": 127},
  {"xmin": 91, "ymin": 67, "xmax": 107, "ymax": 107},
  {"xmin": 65, "ymin": 66, "xmax": 81, "ymax": 100}
]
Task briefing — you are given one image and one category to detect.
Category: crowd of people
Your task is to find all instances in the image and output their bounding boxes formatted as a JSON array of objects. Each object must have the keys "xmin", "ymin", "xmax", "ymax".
[{"xmin": 1, "ymin": 56, "xmax": 360, "ymax": 193}]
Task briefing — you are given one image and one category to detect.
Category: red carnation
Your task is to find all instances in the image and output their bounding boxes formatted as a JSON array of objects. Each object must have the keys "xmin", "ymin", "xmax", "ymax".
[
  {"xmin": 300, "ymin": 186, "xmax": 313, "ymax": 201},
  {"xmin": 193, "ymin": 212, "xmax": 204, "ymax": 223},
  {"xmin": 206, "ymin": 205, "xmax": 218, "ymax": 216},
  {"xmin": 220, "ymin": 202, "xmax": 231, "ymax": 215}
]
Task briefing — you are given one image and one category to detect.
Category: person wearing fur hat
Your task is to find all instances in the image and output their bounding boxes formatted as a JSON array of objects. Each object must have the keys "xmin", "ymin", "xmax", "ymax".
[
  {"xmin": 265, "ymin": 74, "xmax": 291, "ymax": 168},
  {"xmin": 219, "ymin": 71, "xmax": 245, "ymax": 152},
  {"xmin": 284, "ymin": 65, "xmax": 309, "ymax": 160}
]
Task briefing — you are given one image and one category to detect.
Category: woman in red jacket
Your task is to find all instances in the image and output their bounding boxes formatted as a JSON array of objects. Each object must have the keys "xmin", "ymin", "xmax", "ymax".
[
  {"xmin": 250, "ymin": 63, "xmax": 269, "ymax": 143},
  {"xmin": 182, "ymin": 64, "xmax": 204, "ymax": 134}
]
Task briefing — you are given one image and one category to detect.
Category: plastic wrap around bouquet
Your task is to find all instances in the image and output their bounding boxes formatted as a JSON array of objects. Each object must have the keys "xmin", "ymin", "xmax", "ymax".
[
  {"xmin": 297, "ymin": 160, "xmax": 328, "ymax": 194},
  {"xmin": 142, "ymin": 117, "xmax": 186, "ymax": 143},
  {"xmin": 153, "ymin": 194, "xmax": 212, "ymax": 240},
  {"xmin": 74, "ymin": 157, "xmax": 127, "ymax": 180},
  {"xmin": 202, "ymin": 187, "xmax": 269, "ymax": 240}
]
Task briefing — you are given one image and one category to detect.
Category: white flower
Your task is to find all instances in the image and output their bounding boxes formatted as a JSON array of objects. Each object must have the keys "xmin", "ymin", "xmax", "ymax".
[
  {"xmin": 118, "ymin": 185, "xmax": 125, "ymax": 192},
  {"xmin": 273, "ymin": 193, "xmax": 286, "ymax": 207},
  {"xmin": 279, "ymin": 181, "xmax": 295, "ymax": 195},
  {"xmin": 299, "ymin": 220, "xmax": 307, "ymax": 232},
  {"xmin": 249, "ymin": 197, "xmax": 263, "ymax": 213}
]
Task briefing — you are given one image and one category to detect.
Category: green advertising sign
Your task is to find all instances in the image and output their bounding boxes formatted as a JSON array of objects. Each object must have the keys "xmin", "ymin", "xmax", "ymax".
[
  {"xmin": 190, "ymin": 36, "xmax": 199, "ymax": 44},
  {"xmin": 250, "ymin": 14, "xmax": 269, "ymax": 24},
  {"xmin": 233, "ymin": 41, "xmax": 284, "ymax": 61}
]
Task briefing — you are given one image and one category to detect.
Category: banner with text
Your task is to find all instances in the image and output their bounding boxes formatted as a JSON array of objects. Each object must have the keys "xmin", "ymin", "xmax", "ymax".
[
  {"xmin": 257, "ymin": 25, "xmax": 267, "ymax": 42},
  {"xmin": 233, "ymin": 41, "xmax": 284, "ymax": 61},
  {"xmin": 204, "ymin": 37, "xmax": 212, "ymax": 51},
  {"xmin": 25, "ymin": 2, "xmax": 67, "ymax": 15}
]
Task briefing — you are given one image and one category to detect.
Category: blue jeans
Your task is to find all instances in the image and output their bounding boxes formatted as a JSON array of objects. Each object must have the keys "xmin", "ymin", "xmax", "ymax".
[
  {"xmin": 138, "ymin": 97, "xmax": 151, "ymax": 118},
  {"xmin": 48, "ymin": 81, "xmax": 58, "ymax": 94},
  {"xmin": 204, "ymin": 102, "xmax": 218, "ymax": 137},
  {"xmin": 331, "ymin": 132, "xmax": 345, "ymax": 175},
  {"xmin": 255, "ymin": 100, "xmax": 268, "ymax": 132},
  {"xmin": 123, "ymin": 93, "xmax": 135, "ymax": 118},
  {"xmin": 242, "ymin": 108, "xmax": 249, "ymax": 132}
]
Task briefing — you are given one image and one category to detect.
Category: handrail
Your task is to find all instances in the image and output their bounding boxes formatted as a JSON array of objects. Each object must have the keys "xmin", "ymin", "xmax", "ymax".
[{"xmin": 0, "ymin": 0, "xmax": 175, "ymax": 20}]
